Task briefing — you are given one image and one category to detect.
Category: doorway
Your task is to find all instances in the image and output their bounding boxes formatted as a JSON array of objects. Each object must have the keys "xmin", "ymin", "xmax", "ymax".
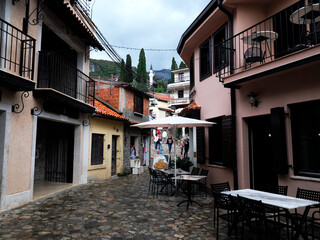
[
  {"xmin": 35, "ymin": 119, "xmax": 74, "ymax": 184},
  {"xmin": 248, "ymin": 115, "xmax": 278, "ymax": 191},
  {"xmin": 111, "ymin": 135, "xmax": 119, "ymax": 176}
]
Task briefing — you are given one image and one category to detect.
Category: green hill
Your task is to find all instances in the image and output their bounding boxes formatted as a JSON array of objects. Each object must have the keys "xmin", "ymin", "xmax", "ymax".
[{"xmin": 89, "ymin": 59, "xmax": 122, "ymax": 79}]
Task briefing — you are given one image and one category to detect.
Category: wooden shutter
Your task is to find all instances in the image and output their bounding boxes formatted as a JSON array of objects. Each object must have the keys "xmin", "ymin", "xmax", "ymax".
[
  {"xmin": 270, "ymin": 107, "xmax": 288, "ymax": 174},
  {"xmin": 91, "ymin": 134, "xmax": 104, "ymax": 165},
  {"xmin": 222, "ymin": 115, "xmax": 236, "ymax": 168},
  {"xmin": 196, "ymin": 127, "xmax": 206, "ymax": 163}
]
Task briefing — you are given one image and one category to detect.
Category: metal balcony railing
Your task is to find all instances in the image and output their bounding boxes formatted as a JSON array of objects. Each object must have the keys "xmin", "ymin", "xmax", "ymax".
[
  {"xmin": 72, "ymin": 0, "xmax": 91, "ymax": 17},
  {"xmin": 216, "ymin": 0, "xmax": 320, "ymax": 79},
  {"xmin": 0, "ymin": 17, "xmax": 35, "ymax": 80},
  {"xmin": 38, "ymin": 51, "xmax": 95, "ymax": 106}
]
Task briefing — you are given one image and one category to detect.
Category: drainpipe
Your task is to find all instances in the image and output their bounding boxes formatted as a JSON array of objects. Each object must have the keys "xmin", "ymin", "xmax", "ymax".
[{"xmin": 217, "ymin": 0, "xmax": 238, "ymax": 190}]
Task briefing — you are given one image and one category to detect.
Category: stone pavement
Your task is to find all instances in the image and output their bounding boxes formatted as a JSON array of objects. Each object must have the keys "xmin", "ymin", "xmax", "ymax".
[{"xmin": 0, "ymin": 170, "xmax": 236, "ymax": 240}]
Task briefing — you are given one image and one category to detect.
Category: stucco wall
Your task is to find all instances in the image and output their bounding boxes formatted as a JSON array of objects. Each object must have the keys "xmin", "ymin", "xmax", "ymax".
[
  {"xmin": 235, "ymin": 60, "xmax": 320, "ymax": 196},
  {"xmin": 88, "ymin": 117, "xmax": 124, "ymax": 181}
]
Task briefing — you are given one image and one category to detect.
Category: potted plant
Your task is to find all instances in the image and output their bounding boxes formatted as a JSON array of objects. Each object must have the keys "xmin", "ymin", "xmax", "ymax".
[{"xmin": 169, "ymin": 156, "xmax": 193, "ymax": 171}]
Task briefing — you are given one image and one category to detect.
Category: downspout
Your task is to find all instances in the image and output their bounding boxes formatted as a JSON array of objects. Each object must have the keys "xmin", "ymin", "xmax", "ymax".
[{"xmin": 217, "ymin": 0, "xmax": 238, "ymax": 190}]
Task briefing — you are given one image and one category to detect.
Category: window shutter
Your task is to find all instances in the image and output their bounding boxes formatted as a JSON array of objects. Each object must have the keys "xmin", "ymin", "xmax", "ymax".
[
  {"xmin": 196, "ymin": 127, "xmax": 206, "ymax": 163},
  {"xmin": 270, "ymin": 107, "xmax": 288, "ymax": 174},
  {"xmin": 222, "ymin": 115, "xmax": 236, "ymax": 168},
  {"xmin": 91, "ymin": 134, "xmax": 104, "ymax": 165}
]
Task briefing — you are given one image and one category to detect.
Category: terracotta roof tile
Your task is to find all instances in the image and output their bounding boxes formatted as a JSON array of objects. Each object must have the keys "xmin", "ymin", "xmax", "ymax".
[
  {"xmin": 95, "ymin": 100, "xmax": 128, "ymax": 121},
  {"xmin": 148, "ymin": 93, "xmax": 173, "ymax": 102},
  {"xmin": 179, "ymin": 101, "xmax": 201, "ymax": 115}
]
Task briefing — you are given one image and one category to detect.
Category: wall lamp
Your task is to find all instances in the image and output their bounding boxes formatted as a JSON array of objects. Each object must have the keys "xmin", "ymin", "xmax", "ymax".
[{"xmin": 247, "ymin": 91, "xmax": 259, "ymax": 107}]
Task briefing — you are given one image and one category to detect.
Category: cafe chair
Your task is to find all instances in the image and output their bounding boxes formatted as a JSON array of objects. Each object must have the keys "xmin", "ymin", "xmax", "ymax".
[
  {"xmin": 212, "ymin": 191, "xmax": 239, "ymax": 240},
  {"xmin": 237, "ymin": 195, "xmax": 282, "ymax": 240},
  {"xmin": 191, "ymin": 167, "xmax": 200, "ymax": 175},
  {"xmin": 198, "ymin": 169, "xmax": 209, "ymax": 197},
  {"xmin": 150, "ymin": 169, "xmax": 169, "ymax": 197},
  {"xmin": 294, "ymin": 188, "xmax": 320, "ymax": 221},
  {"xmin": 302, "ymin": 209, "xmax": 320, "ymax": 239},
  {"xmin": 244, "ymin": 47, "xmax": 266, "ymax": 68},
  {"xmin": 148, "ymin": 167, "xmax": 156, "ymax": 194},
  {"xmin": 211, "ymin": 182, "xmax": 231, "ymax": 228}
]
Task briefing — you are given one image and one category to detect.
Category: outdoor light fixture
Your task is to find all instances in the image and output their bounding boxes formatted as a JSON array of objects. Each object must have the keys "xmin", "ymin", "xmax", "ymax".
[{"xmin": 247, "ymin": 91, "xmax": 259, "ymax": 107}]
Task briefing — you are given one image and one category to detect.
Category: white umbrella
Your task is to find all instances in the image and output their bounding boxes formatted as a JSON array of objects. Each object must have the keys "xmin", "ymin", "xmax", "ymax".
[{"xmin": 131, "ymin": 115, "xmax": 215, "ymax": 187}]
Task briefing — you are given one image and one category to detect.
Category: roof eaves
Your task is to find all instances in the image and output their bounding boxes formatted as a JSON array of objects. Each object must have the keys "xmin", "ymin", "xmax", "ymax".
[{"xmin": 177, "ymin": 0, "xmax": 218, "ymax": 55}]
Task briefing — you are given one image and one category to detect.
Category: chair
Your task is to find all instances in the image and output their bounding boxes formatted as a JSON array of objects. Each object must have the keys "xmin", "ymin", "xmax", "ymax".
[
  {"xmin": 244, "ymin": 47, "xmax": 266, "ymax": 68},
  {"xmin": 211, "ymin": 182, "xmax": 231, "ymax": 228},
  {"xmin": 198, "ymin": 169, "xmax": 209, "ymax": 197},
  {"xmin": 191, "ymin": 167, "xmax": 200, "ymax": 175},
  {"xmin": 237, "ymin": 195, "xmax": 282, "ymax": 240},
  {"xmin": 212, "ymin": 191, "xmax": 238, "ymax": 240},
  {"xmin": 295, "ymin": 188, "xmax": 320, "ymax": 219},
  {"xmin": 148, "ymin": 167, "xmax": 155, "ymax": 194},
  {"xmin": 302, "ymin": 209, "xmax": 320, "ymax": 240},
  {"xmin": 150, "ymin": 169, "xmax": 169, "ymax": 197}
]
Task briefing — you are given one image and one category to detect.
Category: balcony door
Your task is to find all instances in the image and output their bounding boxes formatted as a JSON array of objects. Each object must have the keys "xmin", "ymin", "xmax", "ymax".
[{"xmin": 39, "ymin": 24, "xmax": 77, "ymax": 98}]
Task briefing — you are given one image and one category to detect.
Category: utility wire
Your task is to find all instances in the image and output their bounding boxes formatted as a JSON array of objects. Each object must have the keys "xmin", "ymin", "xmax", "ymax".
[{"xmin": 111, "ymin": 45, "xmax": 177, "ymax": 52}]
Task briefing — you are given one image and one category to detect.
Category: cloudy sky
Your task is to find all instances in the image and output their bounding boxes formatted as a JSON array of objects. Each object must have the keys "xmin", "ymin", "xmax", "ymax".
[{"xmin": 90, "ymin": 0, "xmax": 211, "ymax": 70}]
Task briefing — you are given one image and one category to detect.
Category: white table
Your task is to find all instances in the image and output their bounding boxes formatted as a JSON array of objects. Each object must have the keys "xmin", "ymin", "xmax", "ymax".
[
  {"xmin": 222, "ymin": 189, "xmax": 320, "ymax": 239},
  {"xmin": 290, "ymin": 4, "xmax": 320, "ymax": 25},
  {"xmin": 172, "ymin": 175, "xmax": 207, "ymax": 210}
]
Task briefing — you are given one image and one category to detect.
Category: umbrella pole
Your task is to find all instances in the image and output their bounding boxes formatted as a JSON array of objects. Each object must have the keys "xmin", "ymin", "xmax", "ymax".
[{"xmin": 173, "ymin": 126, "xmax": 178, "ymax": 197}]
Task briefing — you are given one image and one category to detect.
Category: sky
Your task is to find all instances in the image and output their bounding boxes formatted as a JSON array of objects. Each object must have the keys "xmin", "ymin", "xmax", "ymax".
[{"xmin": 90, "ymin": 0, "xmax": 211, "ymax": 70}]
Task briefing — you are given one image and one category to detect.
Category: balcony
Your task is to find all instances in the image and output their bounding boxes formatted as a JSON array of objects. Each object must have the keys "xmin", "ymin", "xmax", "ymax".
[
  {"xmin": 0, "ymin": 17, "xmax": 36, "ymax": 90},
  {"xmin": 35, "ymin": 51, "xmax": 95, "ymax": 114},
  {"xmin": 216, "ymin": 0, "xmax": 320, "ymax": 85},
  {"xmin": 168, "ymin": 97, "xmax": 190, "ymax": 108}
]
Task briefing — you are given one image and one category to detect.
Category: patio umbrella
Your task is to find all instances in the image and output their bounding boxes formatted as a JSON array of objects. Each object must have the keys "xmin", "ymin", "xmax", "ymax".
[{"xmin": 131, "ymin": 116, "xmax": 215, "ymax": 186}]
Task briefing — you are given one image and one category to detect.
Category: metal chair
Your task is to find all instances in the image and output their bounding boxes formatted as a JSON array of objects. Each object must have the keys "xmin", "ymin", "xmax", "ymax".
[
  {"xmin": 191, "ymin": 167, "xmax": 200, "ymax": 175},
  {"xmin": 303, "ymin": 209, "xmax": 320, "ymax": 239},
  {"xmin": 212, "ymin": 191, "xmax": 238, "ymax": 240},
  {"xmin": 237, "ymin": 195, "xmax": 282, "ymax": 240},
  {"xmin": 211, "ymin": 182, "xmax": 231, "ymax": 228},
  {"xmin": 244, "ymin": 47, "xmax": 266, "ymax": 68}
]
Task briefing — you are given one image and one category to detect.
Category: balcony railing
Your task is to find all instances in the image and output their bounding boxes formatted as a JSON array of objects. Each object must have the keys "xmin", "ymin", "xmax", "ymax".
[
  {"xmin": 168, "ymin": 97, "xmax": 190, "ymax": 106},
  {"xmin": 216, "ymin": 0, "xmax": 320, "ymax": 79},
  {"xmin": 38, "ymin": 51, "xmax": 95, "ymax": 106},
  {"xmin": 0, "ymin": 17, "xmax": 35, "ymax": 80},
  {"xmin": 72, "ymin": 0, "xmax": 91, "ymax": 17}
]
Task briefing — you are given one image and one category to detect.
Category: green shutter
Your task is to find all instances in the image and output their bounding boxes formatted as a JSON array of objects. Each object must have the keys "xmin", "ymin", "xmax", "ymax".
[{"xmin": 196, "ymin": 127, "xmax": 206, "ymax": 163}]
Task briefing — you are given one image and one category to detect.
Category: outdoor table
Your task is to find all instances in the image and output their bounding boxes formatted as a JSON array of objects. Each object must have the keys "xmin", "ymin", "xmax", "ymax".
[
  {"xmin": 222, "ymin": 188, "xmax": 320, "ymax": 240},
  {"xmin": 172, "ymin": 175, "xmax": 207, "ymax": 211},
  {"xmin": 159, "ymin": 169, "xmax": 190, "ymax": 196},
  {"xmin": 290, "ymin": 3, "xmax": 320, "ymax": 25}
]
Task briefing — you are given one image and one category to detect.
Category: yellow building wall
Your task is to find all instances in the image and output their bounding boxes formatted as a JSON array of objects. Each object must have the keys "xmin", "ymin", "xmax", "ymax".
[{"xmin": 88, "ymin": 117, "xmax": 124, "ymax": 181}]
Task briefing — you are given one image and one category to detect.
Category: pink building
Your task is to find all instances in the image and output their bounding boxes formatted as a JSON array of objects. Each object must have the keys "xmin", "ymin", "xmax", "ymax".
[{"xmin": 178, "ymin": 0, "xmax": 320, "ymax": 196}]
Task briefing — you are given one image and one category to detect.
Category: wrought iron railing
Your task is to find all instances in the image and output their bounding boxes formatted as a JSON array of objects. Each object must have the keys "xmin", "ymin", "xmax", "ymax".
[
  {"xmin": 216, "ymin": 0, "xmax": 320, "ymax": 79},
  {"xmin": 72, "ymin": 0, "xmax": 91, "ymax": 17},
  {"xmin": 0, "ymin": 17, "xmax": 35, "ymax": 80},
  {"xmin": 38, "ymin": 51, "xmax": 95, "ymax": 106}
]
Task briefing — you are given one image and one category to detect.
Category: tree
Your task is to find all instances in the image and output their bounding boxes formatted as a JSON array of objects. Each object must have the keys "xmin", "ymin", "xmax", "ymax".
[
  {"xmin": 170, "ymin": 57, "xmax": 178, "ymax": 84},
  {"xmin": 179, "ymin": 61, "xmax": 187, "ymax": 69},
  {"xmin": 125, "ymin": 54, "xmax": 133, "ymax": 83},
  {"xmin": 136, "ymin": 48, "xmax": 148, "ymax": 84},
  {"xmin": 118, "ymin": 59, "xmax": 125, "ymax": 82}
]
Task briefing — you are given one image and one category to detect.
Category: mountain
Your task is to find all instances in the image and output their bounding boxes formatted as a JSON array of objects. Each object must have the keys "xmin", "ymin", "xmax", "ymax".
[
  {"xmin": 154, "ymin": 69, "xmax": 171, "ymax": 82},
  {"xmin": 90, "ymin": 59, "xmax": 171, "ymax": 82}
]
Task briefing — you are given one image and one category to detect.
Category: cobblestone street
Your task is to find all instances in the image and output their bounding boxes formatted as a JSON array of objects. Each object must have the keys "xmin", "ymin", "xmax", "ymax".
[{"xmin": 0, "ymin": 169, "xmax": 235, "ymax": 240}]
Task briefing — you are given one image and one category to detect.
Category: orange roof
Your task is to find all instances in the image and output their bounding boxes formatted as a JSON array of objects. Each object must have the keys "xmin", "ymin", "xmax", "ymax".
[
  {"xmin": 149, "ymin": 93, "xmax": 173, "ymax": 102},
  {"xmin": 179, "ymin": 101, "xmax": 201, "ymax": 115},
  {"xmin": 95, "ymin": 100, "xmax": 128, "ymax": 121}
]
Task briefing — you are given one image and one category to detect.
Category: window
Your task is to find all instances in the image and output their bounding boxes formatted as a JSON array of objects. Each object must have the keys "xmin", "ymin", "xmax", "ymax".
[
  {"xmin": 178, "ymin": 73, "xmax": 184, "ymax": 81},
  {"xmin": 91, "ymin": 134, "xmax": 104, "ymax": 165},
  {"xmin": 178, "ymin": 90, "xmax": 184, "ymax": 98},
  {"xmin": 291, "ymin": 100, "xmax": 320, "ymax": 178},
  {"xmin": 189, "ymin": 54, "xmax": 195, "ymax": 90},
  {"xmin": 213, "ymin": 24, "xmax": 228, "ymax": 72},
  {"xmin": 199, "ymin": 38, "xmax": 212, "ymax": 80},
  {"xmin": 134, "ymin": 94, "xmax": 143, "ymax": 114},
  {"xmin": 208, "ymin": 116, "xmax": 236, "ymax": 167}
]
